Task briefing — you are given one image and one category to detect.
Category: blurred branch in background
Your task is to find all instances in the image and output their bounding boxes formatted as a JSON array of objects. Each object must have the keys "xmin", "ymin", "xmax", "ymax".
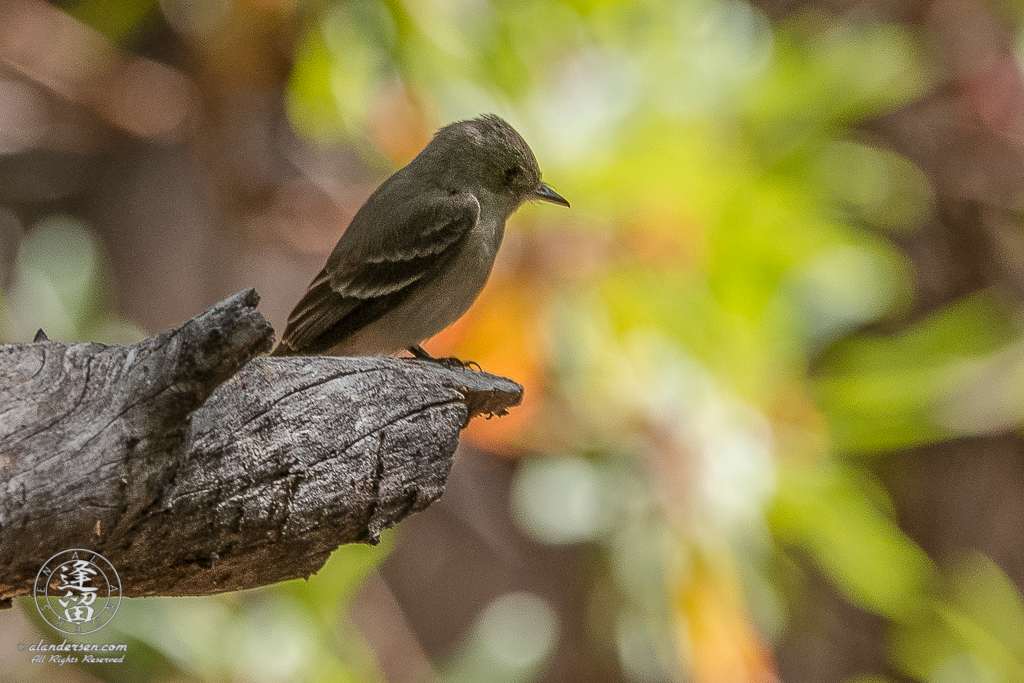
[
  {"xmin": 4, "ymin": 0, "xmax": 1024, "ymax": 682},
  {"xmin": 0, "ymin": 0, "xmax": 194, "ymax": 140}
]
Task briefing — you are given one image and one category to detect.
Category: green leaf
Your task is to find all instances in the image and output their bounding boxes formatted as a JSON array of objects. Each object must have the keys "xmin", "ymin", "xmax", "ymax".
[{"xmin": 771, "ymin": 464, "xmax": 934, "ymax": 621}]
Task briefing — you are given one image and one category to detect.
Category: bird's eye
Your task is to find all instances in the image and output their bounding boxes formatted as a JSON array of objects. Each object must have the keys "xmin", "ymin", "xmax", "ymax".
[{"xmin": 504, "ymin": 167, "xmax": 521, "ymax": 183}]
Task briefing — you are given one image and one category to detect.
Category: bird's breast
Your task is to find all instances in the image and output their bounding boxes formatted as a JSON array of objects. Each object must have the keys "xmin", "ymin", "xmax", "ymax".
[{"xmin": 428, "ymin": 213, "xmax": 505, "ymax": 318}]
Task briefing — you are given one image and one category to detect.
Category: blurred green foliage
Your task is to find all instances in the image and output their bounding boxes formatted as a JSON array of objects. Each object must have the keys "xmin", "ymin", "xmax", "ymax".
[
  {"xmin": 1, "ymin": 215, "xmax": 144, "ymax": 345},
  {"xmin": 66, "ymin": 0, "xmax": 157, "ymax": 43},
  {"xmin": 20, "ymin": 542, "xmax": 391, "ymax": 682}
]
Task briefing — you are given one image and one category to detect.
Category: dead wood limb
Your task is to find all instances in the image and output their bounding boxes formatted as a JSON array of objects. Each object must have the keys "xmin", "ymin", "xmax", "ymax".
[{"xmin": 0, "ymin": 289, "xmax": 522, "ymax": 601}]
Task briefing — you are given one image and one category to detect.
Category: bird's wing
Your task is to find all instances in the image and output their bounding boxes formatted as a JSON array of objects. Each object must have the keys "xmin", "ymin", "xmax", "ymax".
[{"xmin": 278, "ymin": 190, "xmax": 481, "ymax": 354}]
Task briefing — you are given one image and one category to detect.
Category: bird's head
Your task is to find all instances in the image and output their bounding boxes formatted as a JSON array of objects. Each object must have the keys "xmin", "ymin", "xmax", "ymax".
[{"xmin": 427, "ymin": 115, "xmax": 569, "ymax": 210}]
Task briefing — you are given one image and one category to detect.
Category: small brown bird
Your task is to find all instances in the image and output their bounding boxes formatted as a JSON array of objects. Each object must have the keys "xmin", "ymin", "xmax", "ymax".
[{"xmin": 271, "ymin": 115, "xmax": 569, "ymax": 360}]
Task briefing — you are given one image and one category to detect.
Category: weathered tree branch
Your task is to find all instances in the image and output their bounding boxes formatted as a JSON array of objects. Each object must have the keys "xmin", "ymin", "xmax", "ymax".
[{"xmin": 0, "ymin": 289, "xmax": 523, "ymax": 603}]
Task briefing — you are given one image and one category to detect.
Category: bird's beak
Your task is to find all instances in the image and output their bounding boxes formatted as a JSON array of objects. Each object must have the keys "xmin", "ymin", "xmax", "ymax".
[{"xmin": 532, "ymin": 182, "xmax": 570, "ymax": 208}]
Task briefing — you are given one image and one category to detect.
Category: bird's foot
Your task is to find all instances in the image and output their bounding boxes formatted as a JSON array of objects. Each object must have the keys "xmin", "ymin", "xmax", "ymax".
[
  {"xmin": 407, "ymin": 345, "xmax": 482, "ymax": 371},
  {"xmin": 439, "ymin": 357, "xmax": 483, "ymax": 371}
]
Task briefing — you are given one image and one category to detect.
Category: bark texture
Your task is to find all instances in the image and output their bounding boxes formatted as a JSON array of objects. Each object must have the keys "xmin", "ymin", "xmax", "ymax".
[{"xmin": 0, "ymin": 289, "xmax": 523, "ymax": 603}]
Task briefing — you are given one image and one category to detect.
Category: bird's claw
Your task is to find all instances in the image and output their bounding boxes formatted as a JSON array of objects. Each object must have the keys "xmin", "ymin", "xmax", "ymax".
[
  {"xmin": 436, "ymin": 356, "xmax": 482, "ymax": 372},
  {"xmin": 407, "ymin": 345, "xmax": 481, "ymax": 371}
]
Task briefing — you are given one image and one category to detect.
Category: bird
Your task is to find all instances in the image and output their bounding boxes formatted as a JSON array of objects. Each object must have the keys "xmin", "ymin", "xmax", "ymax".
[{"xmin": 270, "ymin": 114, "xmax": 569, "ymax": 362}]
